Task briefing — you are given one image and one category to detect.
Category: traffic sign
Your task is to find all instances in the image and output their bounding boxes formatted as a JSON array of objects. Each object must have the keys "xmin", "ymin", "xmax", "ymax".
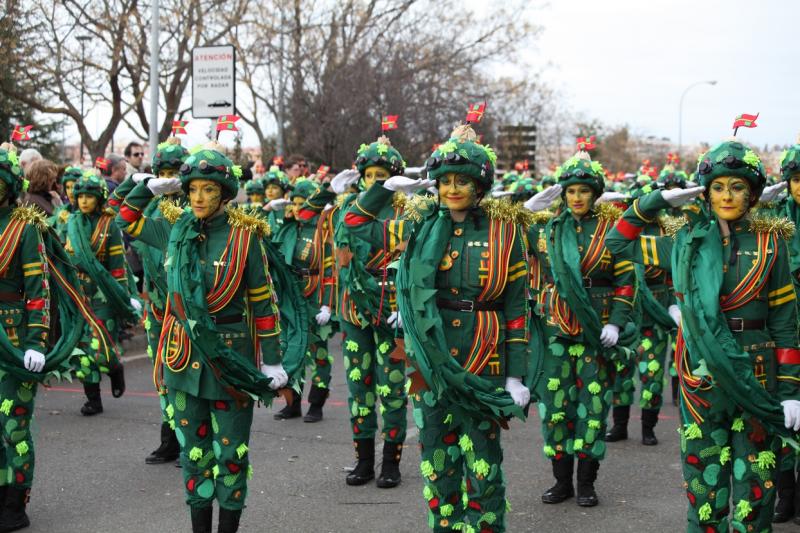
[{"xmin": 192, "ymin": 45, "xmax": 236, "ymax": 118}]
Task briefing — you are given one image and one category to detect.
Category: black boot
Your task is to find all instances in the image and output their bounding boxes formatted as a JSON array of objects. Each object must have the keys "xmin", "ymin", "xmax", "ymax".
[
  {"xmin": 303, "ymin": 387, "xmax": 329, "ymax": 423},
  {"xmin": 671, "ymin": 376, "xmax": 680, "ymax": 406},
  {"xmin": 641, "ymin": 408, "xmax": 659, "ymax": 446},
  {"xmin": 541, "ymin": 456, "xmax": 575, "ymax": 504},
  {"xmin": 80, "ymin": 382, "xmax": 103, "ymax": 416},
  {"xmin": 146, "ymin": 422, "xmax": 181, "ymax": 464},
  {"xmin": 217, "ymin": 508, "xmax": 241, "ymax": 533},
  {"xmin": 273, "ymin": 389, "xmax": 302, "ymax": 420},
  {"xmin": 604, "ymin": 405, "xmax": 629, "ymax": 442},
  {"xmin": 346, "ymin": 439, "xmax": 375, "ymax": 486},
  {"xmin": 774, "ymin": 468, "xmax": 796, "ymax": 523},
  {"xmin": 108, "ymin": 364, "xmax": 126, "ymax": 398},
  {"xmin": 576, "ymin": 458, "xmax": 599, "ymax": 507},
  {"xmin": 190, "ymin": 505, "xmax": 212, "ymax": 533},
  {"xmin": 376, "ymin": 442, "xmax": 402, "ymax": 488},
  {"xmin": 0, "ymin": 487, "xmax": 30, "ymax": 532}
]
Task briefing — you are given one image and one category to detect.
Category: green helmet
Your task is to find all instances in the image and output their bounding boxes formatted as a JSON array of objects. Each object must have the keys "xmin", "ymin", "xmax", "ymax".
[
  {"xmin": 152, "ymin": 138, "xmax": 190, "ymax": 175},
  {"xmin": 696, "ymin": 140, "xmax": 766, "ymax": 200},
  {"xmin": 179, "ymin": 147, "xmax": 240, "ymax": 200},
  {"xmin": 263, "ymin": 166, "xmax": 291, "ymax": 191},
  {"xmin": 0, "ymin": 149, "xmax": 25, "ymax": 201},
  {"xmin": 73, "ymin": 173, "xmax": 109, "ymax": 203},
  {"xmin": 354, "ymin": 137, "xmax": 406, "ymax": 177},
  {"xmin": 657, "ymin": 165, "xmax": 688, "ymax": 189},
  {"xmin": 425, "ymin": 125, "xmax": 497, "ymax": 190},
  {"xmin": 779, "ymin": 144, "xmax": 800, "ymax": 181},
  {"xmin": 553, "ymin": 151, "xmax": 605, "ymax": 194},
  {"xmin": 244, "ymin": 179, "xmax": 266, "ymax": 195},
  {"xmin": 62, "ymin": 166, "xmax": 84, "ymax": 185},
  {"xmin": 501, "ymin": 171, "xmax": 519, "ymax": 188},
  {"xmin": 290, "ymin": 179, "xmax": 319, "ymax": 200},
  {"xmin": 508, "ymin": 177, "xmax": 536, "ymax": 202}
]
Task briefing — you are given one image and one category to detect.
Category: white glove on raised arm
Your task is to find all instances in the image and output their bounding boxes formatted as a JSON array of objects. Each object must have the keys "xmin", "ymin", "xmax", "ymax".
[
  {"xmin": 759, "ymin": 181, "xmax": 787, "ymax": 203},
  {"xmin": 599, "ymin": 324, "xmax": 620, "ymax": 348},
  {"xmin": 263, "ymin": 198, "xmax": 290, "ymax": 212},
  {"xmin": 781, "ymin": 399, "xmax": 800, "ymax": 432},
  {"xmin": 504, "ymin": 377, "xmax": 531, "ymax": 408},
  {"xmin": 261, "ymin": 364, "xmax": 288, "ymax": 390},
  {"xmin": 315, "ymin": 305, "xmax": 331, "ymax": 326},
  {"xmin": 668, "ymin": 304, "xmax": 682, "ymax": 327},
  {"xmin": 132, "ymin": 172, "xmax": 156, "ymax": 184},
  {"xmin": 595, "ymin": 191, "xmax": 627, "ymax": 204},
  {"xmin": 383, "ymin": 176, "xmax": 432, "ymax": 194},
  {"xmin": 523, "ymin": 185, "xmax": 562, "ymax": 212},
  {"xmin": 660, "ymin": 186, "xmax": 705, "ymax": 207},
  {"xmin": 23, "ymin": 349, "xmax": 45, "ymax": 373},
  {"xmin": 330, "ymin": 169, "xmax": 361, "ymax": 194},
  {"xmin": 146, "ymin": 177, "xmax": 182, "ymax": 196}
]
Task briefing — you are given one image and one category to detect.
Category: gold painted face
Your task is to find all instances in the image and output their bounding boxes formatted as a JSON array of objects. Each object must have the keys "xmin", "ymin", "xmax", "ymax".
[
  {"xmin": 188, "ymin": 179, "xmax": 223, "ymax": 219},
  {"xmin": 565, "ymin": 184, "xmax": 594, "ymax": 217},
  {"xmin": 291, "ymin": 196, "xmax": 306, "ymax": 217},
  {"xmin": 789, "ymin": 174, "xmax": 800, "ymax": 204},
  {"xmin": 708, "ymin": 176, "xmax": 751, "ymax": 222},
  {"xmin": 65, "ymin": 180, "xmax": 76, "ymax": 204},
  {"xmin": 265, "ymin": 184, "xmax": 284, "ymax": 200},
  {"xmin": 77, "ymin": 193, "xmax": 99, "ymax": 214},
  {"xmin": 438, "ymin": 172, "xmax": 477, "ymax": 211},
  {"xmin": 248, "ymin": 193, "xmax": 265, "ymax": 205},
  {"xmin": 363, "ymin": 165, "xmax": 390, "ymax": 189},
  {"xmin": 158, "ymin": 168, "xmax": 179, "ymax": 179}
]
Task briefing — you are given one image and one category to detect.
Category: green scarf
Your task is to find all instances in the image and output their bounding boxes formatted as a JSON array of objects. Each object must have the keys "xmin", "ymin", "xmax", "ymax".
[
  {"xmin": 673, "ymin": 208, "xmax": 790, "ymax": 438},
  {"xmin": 67, "ymin": 212, "xmax": 136, "ymax": 322},
  {"xmin": 634, "ymin": 264, "xmax": 676, "ymax": 330},
  {"xmin": 397, "ymin": 206, "xmax": 524, "ymax": 426},
  {"xmin": 131, "ymin": 200, "xmax": 171, "ymax": 310}
]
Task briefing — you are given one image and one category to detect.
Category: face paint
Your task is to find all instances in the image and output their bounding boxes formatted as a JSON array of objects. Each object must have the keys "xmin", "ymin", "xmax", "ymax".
[
  {"xmin": 291, "ymin": 196, "xmax": 306, "ymax": 217},
  {"xmin": 158, "ymin": 168, "xmax": 179, "ymax": 179},
  {"xmin": 265, "ymin": 184, "xmax": 284, "ymax": 200},
  {"xmin": 65, "ymin": 180, "xmax": 75, "ymax": 204},
  {"xmin": 188, "ymin": 179, "xmax": 223, "ymax": 219},
  {"xmin": 248, "ymin": 193, "xmax": 265, "ymax": 205},
  {"xmin": 708, "ymin": 176, "xmax": 750, "ymax": 222},
  {"xmin": 790, "ymin": 174, "xmax": 800, "ymax": 204},
  {"xmin": 565, "ymin": 184, "xmax": 594, "ymax": 217},
  {"xmin": 363, "ymin": 165, "xmax": 390, "ymax": 189},
  {"xmin": 438, "ymin": 172, "xmax": 477, "ymax": 211},
  {"xmin": 77, "ymin": 193, "xmax": 99, "ymax": 214}
]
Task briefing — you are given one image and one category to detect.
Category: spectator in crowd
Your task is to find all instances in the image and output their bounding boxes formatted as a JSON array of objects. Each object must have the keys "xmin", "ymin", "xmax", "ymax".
[
  {"xmin": 22, "ymin": 159, "xmax": 61, "ymax": 215},
  {"xmin": 124, "ymin": 141, "xmax": 144, "ymax": 174},
  {"xmin": 286, "ymin": 154, "xmax": 308, "ymax": 184},
  {"xmin": 103, "ymin": 154, "xmax": 127, "ymax": 194},
  {"xmin": 19, "ymin": 148, "xmax": 43, "ymax": 173}
]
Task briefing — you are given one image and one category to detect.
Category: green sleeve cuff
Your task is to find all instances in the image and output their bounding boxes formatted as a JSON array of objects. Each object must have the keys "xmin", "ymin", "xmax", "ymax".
[
  {"xmin": 259, "ymin": 337, "xmax": 281, "ymax": 365},
  {"xmin": 636, "ymin": 191, "xmax": 671, "ymax": 217},
  {"xmin": 124, "ymin": 182, "xmax": 156, "ymax": 210},
  {"xmin": 506, "ymin": 344, "xmax": 527, "ymax": 378},
  {"xmin": 354, "ymin": 183, "xmax": 395, "ymax": 217}
]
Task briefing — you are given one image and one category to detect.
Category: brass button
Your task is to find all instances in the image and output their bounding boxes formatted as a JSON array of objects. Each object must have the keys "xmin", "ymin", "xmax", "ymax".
[
  {"xmin": 576, "ymin": 226, "xmax": 582, "ymax": 233},
  {"xmin": 481, "ymin": 251, "xmax": 489, "ymax": 258},
  {"xmin": 450, "ymin": 347, "xmax": 459, "ymax": 356},
  {"xmin": 450, "ymin": 251, "xmax": 459, "ymax": 259},
  {"xmin": 191, "ymin": 362, "xmax": 200, "ymax": 370},
  {"xmin": 450, "ymin": 288, "xmax": 459, "ymax": 295},
  {"xmin": 578, "ymin": 246, "xmax": 584, "ymax": 252},
  {"xmin": 454, "ymin": 228, "xmax": 463, "ymax": 236},
  {"xmin": 452, "ymin": 319, "xmax": 461, "ymax": 327}
]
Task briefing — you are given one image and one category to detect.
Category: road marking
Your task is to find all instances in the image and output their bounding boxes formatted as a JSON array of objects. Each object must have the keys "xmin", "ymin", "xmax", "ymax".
[{"xmin": 121, "ymin": 353, "xmax": 150, "ymax": 363}]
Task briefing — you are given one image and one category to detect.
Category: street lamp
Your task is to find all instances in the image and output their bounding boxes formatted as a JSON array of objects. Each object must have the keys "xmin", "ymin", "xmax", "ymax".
[
  {"xmin": 76, "ymin": 34, "xmax": 91, "ymax": 164},
  {"xmin": 678, "ymin": 80, "xmax": 717, "ymax": 162}
]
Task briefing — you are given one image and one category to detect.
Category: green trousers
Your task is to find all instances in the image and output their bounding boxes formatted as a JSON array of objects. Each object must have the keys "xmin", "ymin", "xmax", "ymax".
[
  {"xmin": 680, "ymin": 397, "xmax": 780, "ymax": 533},
  {"xmin": 415, "ymin": 396, "xmax": 507, "ymax": 533},
  {"xmin": 168, "ymin": 389, "xmax": 254, "ymax": 511},
  {"xmin": 611, "ymin": 324, "xmax": 669, "ymax": 410},
  {"xmin": 74, "ymin": 310, "xmax": 122, "ymax": 385},
  {"xmin": 538, "ymin": 336, "xmax": 612, "ymax": 461},
  {"xmin": 304, "ymin": 330, "xmax": 332, "ymax": 390},
  {"xmin": 341, "ymin": 320, "xmax": 407, "ymax": 443},
  {"xmin": 0, "ymin": 375, "xmax": 36, "ymax": 488}
]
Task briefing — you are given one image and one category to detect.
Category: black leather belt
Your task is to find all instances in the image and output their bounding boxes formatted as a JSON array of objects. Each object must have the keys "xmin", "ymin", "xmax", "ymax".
[
  {"xmin": 366, "ymin": 268, "xmax": 386, "ymax": 277},
  {"xmin": 726, "ymin": 318, "xmax": 766, "ymax": 332},
  {"xmin": 436, "ymin": 298, "xmax": 502, "ymax": 312},
  {"xmin": 583, "ymin": 277, "xmax": 612, "ymax": 288},
  {"xmin": 292, "ymin": 267, "xmax": 319, "ymax": 277},
  {"xmin": 211, "ymin": 314, "xmax": 244, "ymax": 325},
  {"xmin": 0, "ymin": 292, "xmax": 22, "ymax": 302}
]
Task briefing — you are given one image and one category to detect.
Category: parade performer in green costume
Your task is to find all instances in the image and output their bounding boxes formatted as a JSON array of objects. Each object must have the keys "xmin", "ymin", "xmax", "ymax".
[
  {"xmin": 337, "ymin": 136, "xmax": 410, "ymax": 488},
  {"xmin": 391, "ymin": 123, "xmax": 531, "ymax": 532},
  {"xmin": 49, "ymin": 165, "xmax": 82, "ymax": 242},
  {"xmin": 273, "ymin": 180, "xmax": 337, "ymax": 422},
  {"xmin": 113, "ymin": 137, "xmax": 189, "ymax": 464},
  {"xmin": 67, "ymin": 173, "xmax": 138, "ymax": 415},
  {"xmin": 527, "ymin": 141, "xmax": 637, "ymax": 507},
  {"xmin": 260, "ymin": 166, "xmax": 292, "ymax": 235},
  {"xmin": 115, "ymin": 143, "xmax": 291, "ymax": 532},
  {"xmin": 606, "ymin": 139, "xmax": 800, "ymax": 533}
]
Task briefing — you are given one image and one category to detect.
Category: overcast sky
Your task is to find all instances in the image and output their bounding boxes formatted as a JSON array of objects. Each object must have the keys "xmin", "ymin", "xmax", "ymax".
[{"xmin": 526, "ymin": 0, "xmax": 798, "ymax": 148}]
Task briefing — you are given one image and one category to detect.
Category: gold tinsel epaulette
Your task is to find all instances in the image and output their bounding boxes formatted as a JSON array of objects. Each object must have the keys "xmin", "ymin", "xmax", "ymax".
[
  {"xmin": 12, "ymin": 205, "xmax": 48, "ymax": 231},
  {"xmin": 392, "ymin": 192, "xmax": 407, "ymax": 211},
  {"xmin": 159, "ymin": 199, "xmax": 186, "ymax": 224},
  {"xmin": 103, "ymin": 207, "xmax": 116, "ymax": 217},
  {"xmin": 754, "ymin": 201, "xmax": 778, "ymax": 211},
  {"xmin": 530, "ymin": 210, "xmax": 554, "ymax": 225},
  {"xmin": 226, "ymin": 206, "xmax": 271, "ymax": 237},
  {"xmin": 749, "ymin": 214, "xmax": 795, "ymax": 240},
  {"xmin": 336, "ymin": 192, "xmax": 355, "ymax": 209},
  {"xmin": 659, "ymin": 214, "xmax": 687, "ymax": 237},
  {"xmin": 402, "ymin": 195, "xmax": 437, "ymax": 223},
  {"xmin": 480, "ymin": 198, "xmax": 536, "ymax": 226},
  {"xmin": 594, "ymin": 202, "xmax": 623, "ymax": 223}
]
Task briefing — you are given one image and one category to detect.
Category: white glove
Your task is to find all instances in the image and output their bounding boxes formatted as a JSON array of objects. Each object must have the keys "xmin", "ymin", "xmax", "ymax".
[
  {"xmin": 668, "ymin": 304, "xmax": 681, "ymax": 327},
  {"xmin": 595, "ymin": 191, "xmax": 627, "ymax": 204},
  {"xmin": 600, "ymin": 324, "xmax": 620, "ymax": 348},
  {"xmin": 491, "ymin": 190, "xmax": 514, "ymax": 198},
  {"xmin": 130, "ymin": 297, "xmax": 143, "ymax": 313},
  {"xmin": 781, "ymin": 399, "xmax": 800, "ymax": 432},
  {"xmin": 523, "ymin": 184, "xmax": 562, "ymax": 212},
  {"xmin": 146, "ymin": 177, "xmax": 182, "ymax": 196},
  {"xmin": 383, "ymin": 176, "xmax": 431, "ymax": 193},
  {"xmin": 132, "ymin": 172, "xmax": 155, "ymax": 184},
  {"xmin": 263, "ymin": 198, "xmax": 290, "ymax": 212},
  {"xmin": 387, "ymin": 311, "xmax": 403, "ymax": 329},
  {"xmin": 261, "ymin": 364, "xmax": 288, "ymax": 390},
  {"xmin": 403, "ymin": 166, "xmax": 425, "ymax": 178},
  {"xmin": 23, "ymin": 349, "xmax": 45, "ymax": 373},
  {"xmin": 315, "ymin": 305, "xmax": 331, "ymax": 326},
  {"xmin": 661, "ymin": 186, "xmax": 705, "ymax": 207},
  {"xmin": 504, "ymin": 377, "xmax": 531, "ymax": 408},
  {"xmin": 330, "ymin": 169, "xmax": 361, "ymax": 194},
  {"xmin": 759, "ymin": 181, "xmax": 787, "ymax": 203}
]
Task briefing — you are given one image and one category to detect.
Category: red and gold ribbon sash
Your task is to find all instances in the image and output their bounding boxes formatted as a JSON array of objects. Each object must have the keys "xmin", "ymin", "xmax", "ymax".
[
  {"xmin": 0, "ymin": 217, "xmax": 27, "ymax": 277},
  {"xmin": 720, "ymin": 231, "xmax": 778, "ymax": 312},
  {"xmin": 90, "ymin": 213, "xmax": 113, "ymax": 256}
]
